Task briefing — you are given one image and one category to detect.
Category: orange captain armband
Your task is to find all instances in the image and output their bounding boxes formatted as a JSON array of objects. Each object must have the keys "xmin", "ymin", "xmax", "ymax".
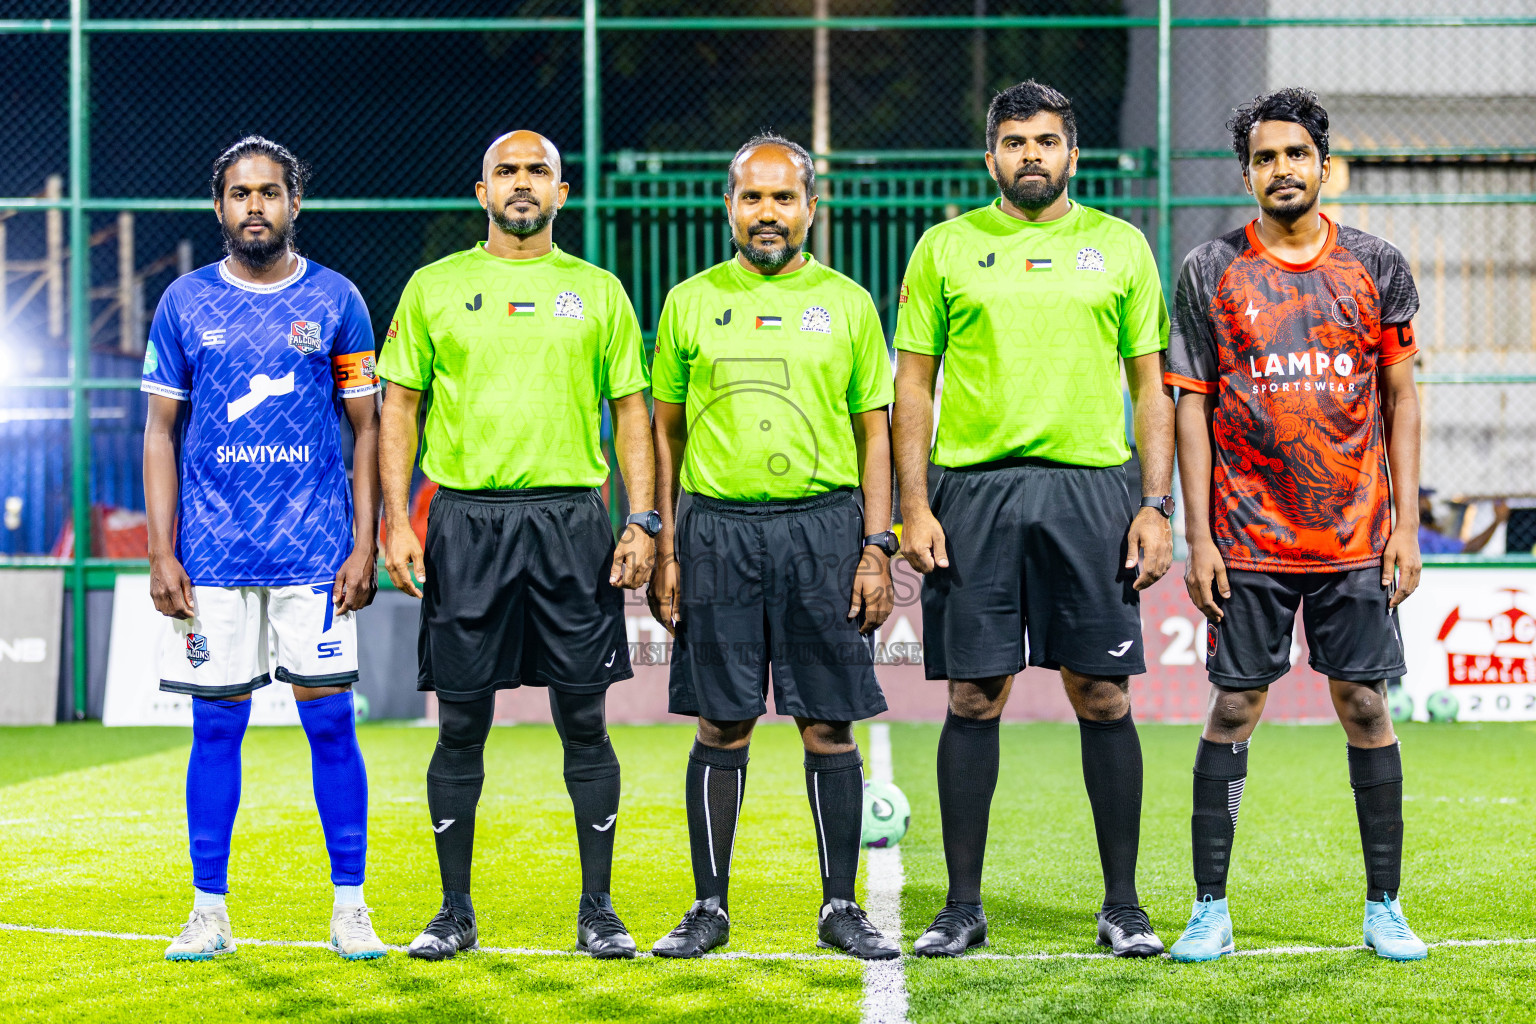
[
  {"xmin": 332, "ymin": 349, "xmax": 380, "ymax": 392},
  {"xmin": 1380, "ymin": 322, "xmax": 1418, "ymax": 364}
]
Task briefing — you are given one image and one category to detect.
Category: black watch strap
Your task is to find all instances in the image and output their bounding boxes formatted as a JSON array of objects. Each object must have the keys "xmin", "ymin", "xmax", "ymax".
[
  {"xmin": 1140, "ymin": 495, "xmax": 1175, "ymax": 519},
  {"xmin": 863, "ymin": 530, "xmax": 899, "ymax": 556}
]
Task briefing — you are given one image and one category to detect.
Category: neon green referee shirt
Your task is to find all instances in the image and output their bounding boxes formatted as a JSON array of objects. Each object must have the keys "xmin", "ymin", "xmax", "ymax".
[
  {"xmin": 378, "ymin": 243, "xmax": 649, "ymax": 489},
  {"xmin": 894, "ymin": 200, "xmax": 1168, "ymax": 468}
]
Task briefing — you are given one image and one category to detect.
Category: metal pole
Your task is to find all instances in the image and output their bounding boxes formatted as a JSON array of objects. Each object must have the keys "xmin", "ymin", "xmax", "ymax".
[
  {"xmin": 583, "ymin": 0, "xmax": 601, "ymax": 268},
  {"xmin": 812, "ymin": 0, "xmax": 830, "ymax": 265},
  {"xmin": 68, "ymin": 0, "xmax": 90, "ymax": 719},
  {"xmin": 1155, "ymin": 0, "xmax": 1172, "ymax": 297}
]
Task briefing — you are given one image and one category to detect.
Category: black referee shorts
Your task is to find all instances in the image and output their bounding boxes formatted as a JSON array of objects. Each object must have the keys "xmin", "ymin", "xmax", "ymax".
[
  {"xmin": 1206, "ymin": 567, "xmax": 1405, "ymax": 690},
  {"xmin": 921, "ymin": 457, "xmax": 1146, "ymax": 680},
  {"xmin": 667, "ymin": 488, "xmax": 888, "ymax": 723},
  {"xmin": 418, "ymin": 486, "xmax": 632, "ymax": 702}
]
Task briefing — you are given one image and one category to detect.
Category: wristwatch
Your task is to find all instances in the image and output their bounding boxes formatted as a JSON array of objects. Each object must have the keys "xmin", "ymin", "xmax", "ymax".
[
  {"xmin": 1140, "ymin": 495, "xmax": 1175, "ymax": 519},
  {"xmin": 863, "ymin": 530, "xmax": 899, "ymax": 557},
  {"xmin": 624, "ymin": 510, "xmax": 663, "ymax": 537}
]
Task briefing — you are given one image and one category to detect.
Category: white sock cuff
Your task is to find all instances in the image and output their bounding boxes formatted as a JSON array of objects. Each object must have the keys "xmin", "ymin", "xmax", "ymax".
[
  {"xmin": 334, "ymin": 884, "xmax": 365, "ymax": 907},
  {"xmin": 193, "ymin": 888, "xmax": 226, "ymax": 909}
]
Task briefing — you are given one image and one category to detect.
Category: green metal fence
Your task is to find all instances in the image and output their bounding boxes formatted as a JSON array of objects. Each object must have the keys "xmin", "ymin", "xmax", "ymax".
[{"xmin": 2, "ymin": 3, "xmax": 1534, "ymax": 716}]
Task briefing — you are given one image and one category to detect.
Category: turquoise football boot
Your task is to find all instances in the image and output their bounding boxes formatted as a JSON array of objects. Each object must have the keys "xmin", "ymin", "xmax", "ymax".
[
  {"xmin": 1168, "ymin": 895, "xmax": 1234, "ymax": 962},
  {"xmin": 1363, "ymin": 895, "xmax": 1428, "ymax": 961}
]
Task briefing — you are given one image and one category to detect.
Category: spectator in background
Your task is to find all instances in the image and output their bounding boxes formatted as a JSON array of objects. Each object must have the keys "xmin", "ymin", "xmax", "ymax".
[{"xmin": 1418, "ymin": 486, "xmax": 1508, "ymax": 555}]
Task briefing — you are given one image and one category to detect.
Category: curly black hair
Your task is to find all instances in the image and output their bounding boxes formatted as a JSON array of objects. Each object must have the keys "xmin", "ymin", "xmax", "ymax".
[
  {"xmin": 1226, "ymin": 87, "xmax": 1330, "ymax": 168},
  {"xmin": 210, "ymin": 136, "xmax": 309, "ymax": 203},
  {"xmin": 986, "ymin": 79, "xmax": 1077, "ymax": 152}
]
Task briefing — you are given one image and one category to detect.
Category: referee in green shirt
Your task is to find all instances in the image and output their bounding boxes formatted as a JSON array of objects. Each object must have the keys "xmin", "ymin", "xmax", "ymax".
[
  {"xmin": 377, "ymin": 131, "xmax": 658, "ymax": 962},
  {"xmin": 646, "ymin": 135, "xmax": 899, "ymax": 960},
  {"xmin": 892, "ymin": 82, "xmax": 1176, "ymax": 958}
]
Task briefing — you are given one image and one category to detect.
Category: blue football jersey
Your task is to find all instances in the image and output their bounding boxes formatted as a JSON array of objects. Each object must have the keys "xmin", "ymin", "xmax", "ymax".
[{"xmin": 141, "ymin": 256, "xmax": 379, "ymax": 586}]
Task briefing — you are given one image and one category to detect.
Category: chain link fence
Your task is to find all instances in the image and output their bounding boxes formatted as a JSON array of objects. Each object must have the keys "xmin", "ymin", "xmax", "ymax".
[{"xmin": 2, "ymin": 3, "xmax": 1533, "ymax": 707}]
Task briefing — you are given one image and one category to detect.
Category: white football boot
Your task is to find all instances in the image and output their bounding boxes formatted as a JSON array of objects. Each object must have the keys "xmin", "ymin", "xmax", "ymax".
[
  {"xmin": 329, "ymin": 904, "xmax": 387, "ymax": 960},
  {"xmin": 164, "ymin": 907, "xmax": 236, "ymax": 961}
]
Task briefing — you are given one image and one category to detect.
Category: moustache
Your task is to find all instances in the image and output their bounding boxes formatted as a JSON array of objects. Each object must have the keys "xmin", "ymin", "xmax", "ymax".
[
  {"xmin": 503, "ymin": 193, "xmax": 540, "ymax": 209},
  {"xmin": 1267, "ymin": 178, "xmax": 1305, "ymax": 193},
  {"xmin": 1015, "ymin": 165, "xmax": 1050, "ymax": 179},
  {"xmin": 749, "ymin": 224, "xmax": 788, "ymax": 236},
  {"xmin": 240, "ymin": 218, "xmax": 273, "ymax": 229}
]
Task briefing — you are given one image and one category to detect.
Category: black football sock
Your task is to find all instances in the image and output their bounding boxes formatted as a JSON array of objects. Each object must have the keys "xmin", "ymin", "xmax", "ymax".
[
  {"xmin": 1191, "ymin": 737, "xmax": 1249, "ymax": 901},
  {"xmin": 426, "ymin": 696, "xmax": 494, "ymax": 895},
  {"xmin": 1079, "ymin": 711, "xmax": 1144, "ymax": 908},
  {"xmin": 563, "ymin": 742, "xmax": 621, "ymax": 896},
  {"xmin": 549, "ymin": 689, "xmax": 622, "ymax": 897},
  {"xmin": 1348, "ymin": 742, "xmax": 1404, "ymax": 903},
  {"xmin": 936, "ymin": 710, "xmax": 1000, "ymax": 905},
  {"xmin": 804, "ymin": 749, "xmax": 865, "ymax": 904},
  {"xmin": 686, "ymin": 741, "xmax": 748, "ymax": 913}
]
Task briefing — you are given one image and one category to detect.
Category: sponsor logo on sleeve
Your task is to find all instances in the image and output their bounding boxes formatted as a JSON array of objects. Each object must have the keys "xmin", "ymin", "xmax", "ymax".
[
  {"xmin": 898, "ymin": 282, "xmax": 909, "ymax": 306},
  {"xmin": 800, "ymin": 306, "xmax": 832, "ymax": 334},
  {"xmin": 387, "ymin": 319, "xmax": 398, "ymax": 339},
  {"xmin": 288, "ymin": 320, "xmax": 323, "ymax": 355},
  {"xmin": 141, "ymin": 340, "xmax": 160, "ymax": 376}
]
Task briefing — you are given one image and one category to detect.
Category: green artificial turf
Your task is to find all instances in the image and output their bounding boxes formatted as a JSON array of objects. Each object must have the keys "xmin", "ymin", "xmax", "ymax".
[{"xmin": 2, "ymin": 718, "xmax": 1532, "ymax": 1023}]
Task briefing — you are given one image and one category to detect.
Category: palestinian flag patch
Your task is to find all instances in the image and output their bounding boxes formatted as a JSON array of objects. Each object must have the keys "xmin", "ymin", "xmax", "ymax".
[
  {"xmin": 1025, "ymin": 259, "xmax": 1053, "ymax": 272},
  {"xmin": 509, "ymin": 302, "xmax": 536, "ymax": 316},
  {"xmin": 755, "ymin": 315, "xmax": 782, "ymax": 330}
]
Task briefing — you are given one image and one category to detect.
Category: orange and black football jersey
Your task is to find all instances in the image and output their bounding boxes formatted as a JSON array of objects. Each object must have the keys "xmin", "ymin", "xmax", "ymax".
[{"xmin": 1165, "ymin": 216, "xmax": 1419, "ymax": 573}]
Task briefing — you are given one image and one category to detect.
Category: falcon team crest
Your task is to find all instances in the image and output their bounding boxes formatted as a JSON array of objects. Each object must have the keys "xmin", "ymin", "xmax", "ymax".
[
  {"xmin": 555, "ymin": 290, "xmax": 585, "ymax": 321},
  {"xmin": 800, "ymin": 305, "xmax": 832, "ymax": 334},
  {"xmin": 186, "ymin": 633, "xmax": 210, "ymax": 669},
  {"xmin": 289, "ymin": 319, "xmax": 323, "ymax": 354}
]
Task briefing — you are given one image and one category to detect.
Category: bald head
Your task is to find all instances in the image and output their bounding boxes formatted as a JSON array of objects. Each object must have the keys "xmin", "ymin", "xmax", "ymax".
[
  {"xmin": 476, "ymin": 130, "xmax": 569, "ymax": 250},
  {"xmin": 482, "ymin": 130, "xmax": 562, "ymax": 182}
]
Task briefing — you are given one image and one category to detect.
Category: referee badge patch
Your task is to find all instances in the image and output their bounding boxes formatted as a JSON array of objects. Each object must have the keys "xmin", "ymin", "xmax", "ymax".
[
  {"xmin": 800, "ymin": 306, "xmax": 832, "ymax": 334},
  {"xmin": 1076, "ymin": 247, "xmax": 1106, "ymax": 272},
  {"xmin": 555, "ymin": 291, "xmax": 585, "ymax": 321}
]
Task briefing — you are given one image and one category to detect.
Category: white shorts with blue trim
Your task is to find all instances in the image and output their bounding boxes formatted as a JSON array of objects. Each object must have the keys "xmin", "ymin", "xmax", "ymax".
[{"xmin": 158, "ymin": 584, "xmax": 359, "ymax": 699}]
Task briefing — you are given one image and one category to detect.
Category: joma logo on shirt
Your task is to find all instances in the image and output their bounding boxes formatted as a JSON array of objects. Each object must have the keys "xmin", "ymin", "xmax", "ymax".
[{"xmin": 215, "ymin": 445, "xmax": 312, "ymax": 463}]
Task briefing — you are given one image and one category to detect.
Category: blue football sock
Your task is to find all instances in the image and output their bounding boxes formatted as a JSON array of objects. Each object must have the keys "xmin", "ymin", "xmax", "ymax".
[
  {"xmin": 296, "ymin": 690, "xmax": 368, "ymax": 887},
  {"xmin": 187, "ymin": 697, "xmax": 252, "ymax": 895}
]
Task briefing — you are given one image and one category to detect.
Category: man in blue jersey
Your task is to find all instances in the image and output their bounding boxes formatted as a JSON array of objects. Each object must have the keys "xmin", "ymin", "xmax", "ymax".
[{"xmin": 142, "ymin": 137, "xmax": 385, "ymax": 962}]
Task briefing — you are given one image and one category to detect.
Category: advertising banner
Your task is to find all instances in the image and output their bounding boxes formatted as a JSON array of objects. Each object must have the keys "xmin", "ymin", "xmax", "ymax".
[
  {"xmin": 1399, "ymin": 567, "xmax": 1536, "ymax": 722},
  {"xmin": 0, "ymin": 568, "xmax": 64, "ymax": 725}
]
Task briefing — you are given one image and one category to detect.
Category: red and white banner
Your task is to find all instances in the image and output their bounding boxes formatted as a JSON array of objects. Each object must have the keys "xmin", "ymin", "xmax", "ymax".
[{"xmin": 1399, "ymin": 568, "xmax": 1536, "ymax": 722}]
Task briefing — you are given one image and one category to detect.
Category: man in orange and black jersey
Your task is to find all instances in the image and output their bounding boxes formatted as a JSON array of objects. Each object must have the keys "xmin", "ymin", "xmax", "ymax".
[{"xmin": 1164, "ymin": 88, "xmax": 1428, "ymax": 963}]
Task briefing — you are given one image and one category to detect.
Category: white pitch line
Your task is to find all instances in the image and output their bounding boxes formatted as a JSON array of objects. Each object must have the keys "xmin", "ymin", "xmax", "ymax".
[
  {"xmin": 4, "ymin": 921, "xmax": 1535, "ymax": 962},
  {"xmin": 862, "ymin": 722, "xmax": 909, "ymax": 1024}
]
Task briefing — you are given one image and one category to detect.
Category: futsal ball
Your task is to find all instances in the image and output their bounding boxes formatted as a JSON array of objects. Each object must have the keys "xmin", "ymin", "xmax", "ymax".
[
  {"xmin": 353, "ymin": 693, "xmax": 371, "ymax": 724},
  {"xmin": 1426, "ymin": 690, "xmax": 1460, "ymax": 723},
  {"xmin": 862, "ymin": 780, "xmax": 910, "ymax": 849},
  {"xmin": 1387, "ymin": 688, "xmax": 1414, "ymax": 724}
]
